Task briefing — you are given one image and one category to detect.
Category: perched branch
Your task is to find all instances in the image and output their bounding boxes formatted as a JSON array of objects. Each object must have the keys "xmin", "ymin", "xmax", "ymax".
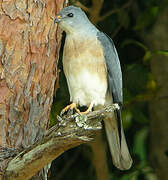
[{"xmin": 2, "ymin": 105, "xmax": 118, "ymax": 180}]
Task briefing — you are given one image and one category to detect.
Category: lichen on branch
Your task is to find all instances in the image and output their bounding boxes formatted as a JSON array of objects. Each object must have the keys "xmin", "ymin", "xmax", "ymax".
[{"xmin": 1, "ymin": 105, "xmax": 118, "ymax": 180}]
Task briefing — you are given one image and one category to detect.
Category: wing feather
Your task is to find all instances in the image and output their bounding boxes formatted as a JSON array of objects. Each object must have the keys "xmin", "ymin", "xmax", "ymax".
[
  {"xmin": 97, "ymin": 32, "xmax": 132, "ymax": 170},
  {"xmin": 97, "ymin": 32, "xmax": 123, "ymax": 105}
]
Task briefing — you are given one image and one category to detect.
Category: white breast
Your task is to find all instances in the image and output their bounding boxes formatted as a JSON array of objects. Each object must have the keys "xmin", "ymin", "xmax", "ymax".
[{"xmin": 63, "ymin": 35, "xmax": 108, "ymax": 107}]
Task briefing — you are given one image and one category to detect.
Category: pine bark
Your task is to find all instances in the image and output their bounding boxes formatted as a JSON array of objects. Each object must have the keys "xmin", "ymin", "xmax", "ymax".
[{"xmin": 0, "ymin": 0, "xmax": 65, "ymax": 179}]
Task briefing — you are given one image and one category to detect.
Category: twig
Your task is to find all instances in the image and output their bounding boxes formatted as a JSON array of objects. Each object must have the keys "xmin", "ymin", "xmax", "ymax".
[
  {"xmin": 98, "ymin": 0, "xmax": 133, "ymax": 22},
  {"xmin": 73, "ymin": 1, "xmax": 90, "ymax": 13},
  {"xmin": 72, "ymin": 0, "xmax": 132, "ymax": 25}
]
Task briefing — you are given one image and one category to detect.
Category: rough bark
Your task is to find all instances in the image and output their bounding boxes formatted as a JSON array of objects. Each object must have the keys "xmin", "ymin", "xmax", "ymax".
[
  {"xmin": 0, "ymin": 0, "xmax": 66, "ymax": 179},
  {"xmin": 145, "ymin": 8, "xmax": 168, "ymax": 180},
  {"xmin": 1, "ymin": 105, "xmax": 117, "ymax": 180}
]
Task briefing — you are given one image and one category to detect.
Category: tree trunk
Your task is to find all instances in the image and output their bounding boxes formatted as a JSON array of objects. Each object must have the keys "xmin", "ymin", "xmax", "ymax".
[
  {"xmin": 145, "ymin": 8, "xmax": 168, "ymax": 180},
  {"xmin": 89, "ymin": 132, "xmax": 109, "ymax": 180},
  {"xmin": 0, "ymin": 0, "xmax": 66, "ymax": 179}
]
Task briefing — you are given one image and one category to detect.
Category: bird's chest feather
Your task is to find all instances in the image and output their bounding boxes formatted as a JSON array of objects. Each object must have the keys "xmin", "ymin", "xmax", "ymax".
[{"xmin": 63, "ymin": 35, "xmax": 108, "ymax": 106}]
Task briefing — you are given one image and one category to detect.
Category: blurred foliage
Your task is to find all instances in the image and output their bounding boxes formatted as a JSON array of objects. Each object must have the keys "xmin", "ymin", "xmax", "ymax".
[
  {"xmin": 134, "ymin": 6, "xmax": 159, "ymax": 31},
  {"xmin": 49, "ymin": 0, "xmax": 168, "ymax": 180}
]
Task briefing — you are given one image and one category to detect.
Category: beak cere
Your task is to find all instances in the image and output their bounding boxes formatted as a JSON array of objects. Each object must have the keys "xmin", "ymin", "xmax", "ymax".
[{"xmin": 54, "ymin": 15, "xmax": 62, "ymax": 23}]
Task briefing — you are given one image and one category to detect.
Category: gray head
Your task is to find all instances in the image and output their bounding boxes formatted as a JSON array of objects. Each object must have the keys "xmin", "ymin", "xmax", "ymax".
[{"xmin": 54, "ymin": 6, "xmax": 97, "ymax": 35}]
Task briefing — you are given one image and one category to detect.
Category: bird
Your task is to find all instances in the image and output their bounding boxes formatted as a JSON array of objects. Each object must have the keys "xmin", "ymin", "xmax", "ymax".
[{"xmin": 54, "ymin": 5, "xmax": 132, "ymax": 170}]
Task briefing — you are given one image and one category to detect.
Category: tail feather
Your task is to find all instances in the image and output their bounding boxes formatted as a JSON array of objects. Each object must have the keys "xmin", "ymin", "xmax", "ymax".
[{"xmin": 104, "ymin": 111, "xmax": 132, "ymax": 170}]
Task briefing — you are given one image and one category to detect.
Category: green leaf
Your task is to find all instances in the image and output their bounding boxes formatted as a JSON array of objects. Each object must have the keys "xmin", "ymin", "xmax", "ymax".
[
  {"xmin": 119, "ymin": 171, "xmax": 139, "ymax": 180},
  {"xmin": 146, "ymin": 73, "xmax": 157, "ymax": 91},
  {"xmin": 122, "ymin": 109, "xmax": 133, "ymax": 130},
  {"xmin": 121, "ymin": 39, "xmax": 148, "ymax": 51},
  {"xmin": 154, "ymin": 50, "xmax": 168, "ymax": 56},
  {"xmin": 144, "ymin": 50, "xmax": 168, "ymax": 62},
  {"xmin": 143, "ymin": 51, "xmax": 152, "ymax": 62},
  {"xmin": 133, "ymin": 127, "xmax": 148, "ymax": 162}
]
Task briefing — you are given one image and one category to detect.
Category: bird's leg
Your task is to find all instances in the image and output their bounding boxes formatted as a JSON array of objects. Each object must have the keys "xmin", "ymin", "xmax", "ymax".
[
  {"xmin": 61, "ymin": 102, "xmax": 94, "ymax": 115},
  {"xmin": 80, "ymin": 102, "xmax": 94, "ymax": 115},
  {"xmin": 61, "ymin": 102, "xmax": 81, "ymax": 115}
]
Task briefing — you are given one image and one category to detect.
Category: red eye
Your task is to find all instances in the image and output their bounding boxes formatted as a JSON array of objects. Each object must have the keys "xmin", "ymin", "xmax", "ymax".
[{"xmin": 67, "ymin": 13, "xmax": 73, "ymax": 17}]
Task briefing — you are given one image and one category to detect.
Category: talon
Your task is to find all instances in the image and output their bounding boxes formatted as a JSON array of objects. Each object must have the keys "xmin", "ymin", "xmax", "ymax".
[
  {"xmin": 61, "ymin": 102, "xmax": 94, "ymax": 115},
  {"xmin": 80, "ymin": 102, "xmax": 93, "ymax": 115},
  {"xmin": 61, "ymin": 102, "xmax": 80, "ymax": 115}
]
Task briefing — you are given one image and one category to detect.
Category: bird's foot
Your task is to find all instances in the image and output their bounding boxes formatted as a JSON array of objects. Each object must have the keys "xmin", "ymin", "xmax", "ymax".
[
  {"xmin": 60, "ymin": 102, "xmax": 81, "ymax": 115},
  {"xmin": 61, "ymin": 102, "xmax": 94, "ymax": 116},
  {"xmin": 79, "ymin": 102, "xmax": 94, "ymax": 115}
]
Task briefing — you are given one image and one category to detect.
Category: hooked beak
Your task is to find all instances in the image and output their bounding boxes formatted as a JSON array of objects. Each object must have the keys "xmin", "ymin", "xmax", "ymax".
[{"xmin": 54, "ymin": 15, "xmax": 62, "ymax": 24}]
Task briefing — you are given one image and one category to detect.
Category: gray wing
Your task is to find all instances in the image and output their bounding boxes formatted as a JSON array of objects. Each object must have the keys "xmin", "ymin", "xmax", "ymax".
[
  {"xmin": 97, "ymin": 31, "xmax": 123, "ymax": 142},
  {"xmin": 97, "ymin": 31, "xmax": 123, "ymax": 106},
  {"xmin": 97, "ymin": 32, "xmax": 132, "ymax": 170}
]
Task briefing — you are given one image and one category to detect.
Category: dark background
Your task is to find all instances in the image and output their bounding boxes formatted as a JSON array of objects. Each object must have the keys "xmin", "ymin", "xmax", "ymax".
[{"xmin": 49, "ymin": 0, "xmax": 168, "ymax": 180}]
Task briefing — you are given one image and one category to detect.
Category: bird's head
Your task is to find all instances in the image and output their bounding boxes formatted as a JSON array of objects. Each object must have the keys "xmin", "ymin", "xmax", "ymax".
[{"xmin": 54, "ymin": 6, "xmax": 96, "ymax": 35}]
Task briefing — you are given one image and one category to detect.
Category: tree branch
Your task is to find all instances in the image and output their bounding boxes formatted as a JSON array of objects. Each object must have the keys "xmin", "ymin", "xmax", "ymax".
[
  {"xmin": 73, "ymin": 1, "xmax": 91, "ymax": 13},
  {"xmin": 2, "ymin": 105, "xmax": 118, "ymax": 180},
  {"xmin": 98, "ymin": 0, "xmax": 133, "ymax": 22},
  {"xmin": 73, "ymin": 0, "xmax": 132, "ymax": 25}
]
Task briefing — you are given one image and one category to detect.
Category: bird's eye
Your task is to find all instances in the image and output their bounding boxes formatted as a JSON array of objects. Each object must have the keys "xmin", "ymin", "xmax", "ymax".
[{"xmin": 67, "ymin": 13, "xmax": 73, "ymax": 17}]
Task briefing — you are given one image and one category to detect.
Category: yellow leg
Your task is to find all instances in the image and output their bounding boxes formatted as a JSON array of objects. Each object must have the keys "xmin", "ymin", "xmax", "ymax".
[
  {"xmin": 80, "ymin": 102, "xmax": 94, "ymax": 115},
  {"xmin": 61, "ymin": 102, "xmax": 80, "ymax": 115},
  {"xmin": 61, "ymin": 102, "xmax": 94, "ymax": 115}
]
